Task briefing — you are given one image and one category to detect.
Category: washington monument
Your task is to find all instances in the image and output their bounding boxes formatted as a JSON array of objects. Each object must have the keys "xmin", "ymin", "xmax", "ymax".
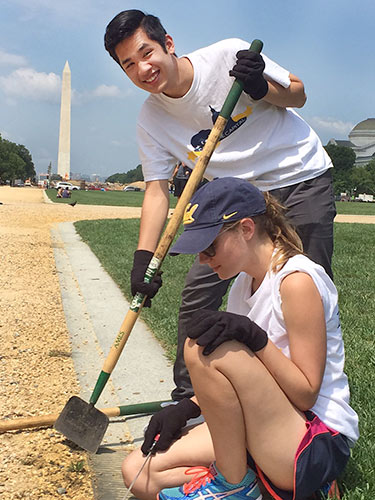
[{"xmin": 57, "ymin": 61, "xmax": 71, "ymax": 180}]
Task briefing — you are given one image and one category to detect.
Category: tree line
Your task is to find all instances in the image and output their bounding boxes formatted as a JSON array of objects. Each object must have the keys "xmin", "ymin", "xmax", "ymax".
[
  {"xmin": 105, "ymin": 164, "xmax": 143, "ymax": 184},
  {"xmin": 324, "ymin": 144, "xmax": 375, "ymax": 196},
  {"xmin": 0, "ymin": 134, "xmax": 36, "ymax": 184}
]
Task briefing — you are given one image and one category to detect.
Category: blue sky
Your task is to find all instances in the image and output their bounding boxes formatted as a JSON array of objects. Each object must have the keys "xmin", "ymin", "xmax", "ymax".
[{"xmin": 0, "ymin": 0, "xmax": 374, "ymax": 178}]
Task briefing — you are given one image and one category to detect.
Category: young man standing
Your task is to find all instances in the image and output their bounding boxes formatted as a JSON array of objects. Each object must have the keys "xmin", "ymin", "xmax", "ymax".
[{"xmin": 104, "ymin": 10, "xmax": 336, "ymax": 400}]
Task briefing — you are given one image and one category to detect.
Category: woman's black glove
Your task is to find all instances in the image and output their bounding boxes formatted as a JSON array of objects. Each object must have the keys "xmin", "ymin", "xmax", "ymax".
[
  {"xmin": 229, "ymin": 50, "xmax": 268, "ymax": 100},
  {"xmin": 188, "ymin": 309, "xmax": 268, "ymax": 355},
  {"xmin": 130, "ymin": 250, "xmax": 163, "ymax": 307},
  {"xmin": 141, "ymin": 399, "xmax": 201, "ymax": 454}
]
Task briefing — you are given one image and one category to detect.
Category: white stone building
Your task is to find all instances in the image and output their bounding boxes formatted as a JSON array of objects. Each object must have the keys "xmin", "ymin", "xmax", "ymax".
[{"xmin": 328, "ymin": 118, "xmax": 375, "ymax": 166}]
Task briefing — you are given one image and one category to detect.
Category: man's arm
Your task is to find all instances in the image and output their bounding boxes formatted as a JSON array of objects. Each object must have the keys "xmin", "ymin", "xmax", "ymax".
[
  {"xmin": 129, "ymin": 179, "xmax": 169, "ymax": 307},
  {"xmin": 263, "ymin": 73, "xmax": 306, "ymax": 109},
  {"xmin": 138, "ymin": 179, "xmax": 170, "ymax": 251},
  {"xmin": 230, "ymin": 50, "xmax": 306, "ymax": 109}
]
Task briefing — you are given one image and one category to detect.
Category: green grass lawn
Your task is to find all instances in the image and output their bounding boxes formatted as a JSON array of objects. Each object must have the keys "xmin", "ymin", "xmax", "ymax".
[
  {"xmin": 336, "ymin": 201, "xmax": 375, "ymax": 215},
  {"xmin": 46, "ymin": 188, "xmax": 375, "ymax": 215},
  {"xmin": 74, "ymin": 218, "xmax": 374, "ymax": 499},
  {"xmin": 45, "ymin": 188, "xmax": 178, "ymax": 208}
]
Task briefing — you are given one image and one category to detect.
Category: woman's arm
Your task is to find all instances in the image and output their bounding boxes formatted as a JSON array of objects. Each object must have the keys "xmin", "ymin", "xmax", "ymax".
[{"xmin": 256, "ymin": 271, "xmax": 326, "ymax": 411}]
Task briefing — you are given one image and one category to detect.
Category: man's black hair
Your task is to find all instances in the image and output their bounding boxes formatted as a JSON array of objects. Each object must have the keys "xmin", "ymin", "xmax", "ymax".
[{"xmin": 104, "ymin": 9, "xmax": 168, "ymax": 66}]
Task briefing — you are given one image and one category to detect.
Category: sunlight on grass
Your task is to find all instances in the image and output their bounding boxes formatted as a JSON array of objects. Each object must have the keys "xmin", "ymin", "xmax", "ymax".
[{"xmin": 45, "ymin": 188, "xmax": 178, "ymax": 208}]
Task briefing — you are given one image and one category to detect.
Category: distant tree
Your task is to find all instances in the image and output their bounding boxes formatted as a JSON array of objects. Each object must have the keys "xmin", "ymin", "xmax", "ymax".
[
  {"xmin": 324, "ymin": 144, "xmax": 356, "ymax": 194},
  {"xmin": 351, "ymin": 160, "xmax": 375, "ymax": 195},
  {"xmin": 51, "ymin": 173, "xmax": 62, "ymax": 181},
  {"xmin": 106, "ymin": 164, "xmax": 143, "ymax": 183},
  {"xmin": 5, "ymin": 152, "xmax": 26, "ymax": 183},
  {"xmin": 15, "ymin": 144, "xmax": 35, "ymax": 180},
  {"xmin": 0, "ymin": 134, "xmax": 35, "ymax": 183}
]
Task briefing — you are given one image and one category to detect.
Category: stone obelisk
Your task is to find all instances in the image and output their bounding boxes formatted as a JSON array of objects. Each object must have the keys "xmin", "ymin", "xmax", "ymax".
[{"xmin": 57, "ymin": 61, "xmax": 71, "ymax": 180}]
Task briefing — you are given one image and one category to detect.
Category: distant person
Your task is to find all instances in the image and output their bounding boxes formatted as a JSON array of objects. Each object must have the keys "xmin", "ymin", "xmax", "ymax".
[
  {"xmin": 172, "ymin": 162, "xmax": 192, "ymax": 198},
  {"xmin": 104, "ymin": 9, "xmax": 337, "ymax": 402},
  {"xmin": 122, "ymin": 177, "xmax": 358, "ymax": 500},
  {"xmin": 56, "ymin": 187, "xmax": 63, "ymax": 198},
  {"xmin": 62, "ymin": 187, "xmax": 71, "ymax": 198}
]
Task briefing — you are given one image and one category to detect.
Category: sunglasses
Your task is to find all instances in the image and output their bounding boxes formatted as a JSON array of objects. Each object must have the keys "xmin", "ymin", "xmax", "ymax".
[{"xmin": 201, "ymin": 221, "xmax": 241, "ymax": 258}]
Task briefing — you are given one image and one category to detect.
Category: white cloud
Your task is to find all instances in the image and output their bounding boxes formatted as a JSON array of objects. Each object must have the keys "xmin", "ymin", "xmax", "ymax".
[
  {"xmin": 72, "ymin": 84, "xmax": 131, "ymax": 105},
  {"xmin": 91, "ymin": 84, "xmax": 122, "ymax": 98},
  {"xmin": 0, "ymin": 65, "xmax": 131, "ymax": 106},
  {"xmin": 0, "ymin": 67, "xmax": 61, "ymax": 102},
  {"xmin": 309, "ymin": 116, "xmax": 354, "ymax": 137},
  {"xmin": 0, "ymin": 49, "xmax": 28, "ymax": 67}
]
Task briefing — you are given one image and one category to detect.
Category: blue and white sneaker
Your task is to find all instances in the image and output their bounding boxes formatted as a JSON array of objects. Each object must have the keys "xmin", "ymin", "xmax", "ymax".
[{"xmin": 158, "ymin": 462, "xmax": 262, "ymax": 500}]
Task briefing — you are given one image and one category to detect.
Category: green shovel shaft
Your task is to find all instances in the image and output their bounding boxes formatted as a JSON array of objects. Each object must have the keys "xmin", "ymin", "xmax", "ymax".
[
  {"xmin": 90, "ymin": 371, "xmax": 111, "ymax": 405},
  {"xmin": 116, "ymin": 399, "xmax": 172, "ymax": 416},
  {"xmin": 219, "ymin": 39, "xmax": 263, "ymax": 119}
]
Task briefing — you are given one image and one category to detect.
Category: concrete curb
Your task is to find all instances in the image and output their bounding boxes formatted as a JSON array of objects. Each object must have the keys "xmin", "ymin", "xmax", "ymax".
[
  {"xmin": 42, "ymin": 188, "xmax": 53, "ymax": 203},
  {"xmin": 52, "ymin": 221, "xmax": 174, "ymax": 499}
]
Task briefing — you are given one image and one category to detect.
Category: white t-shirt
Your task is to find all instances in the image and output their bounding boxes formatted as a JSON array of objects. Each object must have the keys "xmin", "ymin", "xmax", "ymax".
[
  {"xmin": 137, "ymin": 38, "xmax": 332, "ymax": 191},
  {"xmin": 227, "ymin": 254, "xmax": 359, "ymax": 444}
]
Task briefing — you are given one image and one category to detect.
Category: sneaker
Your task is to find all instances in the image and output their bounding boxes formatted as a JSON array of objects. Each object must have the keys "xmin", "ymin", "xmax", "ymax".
[{"xmin": 158, "ymin": 462, "xmax": 262, "ymax": 500}]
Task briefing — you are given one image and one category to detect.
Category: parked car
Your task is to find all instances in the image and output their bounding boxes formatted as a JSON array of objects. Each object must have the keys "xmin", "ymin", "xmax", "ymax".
[
  {"xmin": 123, "ymin": 185, "xmax": 142, "ymax": 192},
  {"xmin": 87, "ymin": 185, "xmax": 107, "ymax": 191},
  {"xmin": 14, "ymin": 179, "xmax": 24, "ymax": 187},
  {"xmin": 55, "ymin": 181, "xmax": 80, "ymax": 191}
]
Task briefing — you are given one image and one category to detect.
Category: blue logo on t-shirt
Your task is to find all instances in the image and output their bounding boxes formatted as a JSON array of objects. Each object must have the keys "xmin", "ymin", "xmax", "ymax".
[{"xmin": 188, "ymin": 105, "xmax": 252, "ymax": 161}]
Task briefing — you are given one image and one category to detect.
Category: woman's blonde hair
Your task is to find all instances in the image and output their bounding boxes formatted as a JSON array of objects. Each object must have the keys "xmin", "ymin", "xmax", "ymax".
[
  {"xmin": 253, "ymin": 192, "xmax": 303, "ymax": 272},
  {"xmin": 223, "ymin": 192, "xmax": 303, "ymax": 272}
]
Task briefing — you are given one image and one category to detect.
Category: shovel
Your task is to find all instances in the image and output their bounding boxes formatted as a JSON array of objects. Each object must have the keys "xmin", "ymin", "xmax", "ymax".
[
  {"xmin": 54, "ymin": 39, "xmax": 264, "ymax": 453},
  {"xmin": 1, "ymin": 400, "xmax": 171, "ymax": 433}
]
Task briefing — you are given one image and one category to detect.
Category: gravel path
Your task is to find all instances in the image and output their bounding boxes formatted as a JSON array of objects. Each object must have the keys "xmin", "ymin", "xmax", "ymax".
[{"xmin": 0, "ymin": 186, "xmax": 142, "ymax": 500}]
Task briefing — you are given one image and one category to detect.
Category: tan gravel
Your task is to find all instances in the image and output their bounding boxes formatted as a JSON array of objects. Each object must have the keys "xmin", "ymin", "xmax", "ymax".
[{"xmin": 0, "ymin": 186, "xmax": 142, "ymax": 500}]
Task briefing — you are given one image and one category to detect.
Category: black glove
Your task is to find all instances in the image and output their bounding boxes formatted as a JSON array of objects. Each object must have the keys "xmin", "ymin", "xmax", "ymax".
[
  {"xmin": 130, "ymin": 250, "xmax": 162, "ymax": 308},
  {"xmin": 188, "ymin": 309, "xmax": 268, "ymax": 355},
  {"xmin": 141, "ymin": 398, "xmax": 201, "ymax": 454},
  {"xmin": 229, "ymin": 50, "xmax": 268, "ymax": 100}
]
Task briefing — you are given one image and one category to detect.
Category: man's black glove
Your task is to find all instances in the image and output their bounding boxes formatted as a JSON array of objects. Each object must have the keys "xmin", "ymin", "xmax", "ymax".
[
  {"xmin": 229, "ymin": 50, "xmax": 268, "ymax": 100},
  {"xmin": 141, "ymin": 398, "xmax": 201, "ymax": 454},
  {"xmin": 188, "ymin": 309, "xmax": 268, "ymax": 356},
  {"xmin": 130, "ymin": 250, "xmax": 162, "ymax": 308}
]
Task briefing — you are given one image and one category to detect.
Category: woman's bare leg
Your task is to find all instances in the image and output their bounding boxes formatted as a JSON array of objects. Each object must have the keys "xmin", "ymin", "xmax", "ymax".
[
  {"xmin": 122, "ymin": 422, "xmax": 214, "ymax": 500},
  {"xmin": 185, "ymin": 339, "xmax": 307, "ymax": 491}
]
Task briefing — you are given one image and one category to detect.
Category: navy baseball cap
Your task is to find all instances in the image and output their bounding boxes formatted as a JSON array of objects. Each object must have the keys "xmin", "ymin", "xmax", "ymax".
[{"xmin": 169, "ymin": 177, "xmax": 266, "ymax": 255}]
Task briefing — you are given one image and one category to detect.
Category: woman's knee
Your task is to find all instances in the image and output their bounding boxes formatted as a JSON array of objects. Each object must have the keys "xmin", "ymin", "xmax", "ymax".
[
  {"xmin": 184, "ymin": 339, "xmax": 249, "ymax": 377},
  {"xmin": 184, "ymin": 338, "xmax": 205, "ymax": 371}
]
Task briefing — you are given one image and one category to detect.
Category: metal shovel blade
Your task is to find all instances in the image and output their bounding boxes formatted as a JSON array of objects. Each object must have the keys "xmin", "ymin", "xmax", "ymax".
[{"xmin": 54, "ymin": 396, "xmax": 109, "ymax": 453}]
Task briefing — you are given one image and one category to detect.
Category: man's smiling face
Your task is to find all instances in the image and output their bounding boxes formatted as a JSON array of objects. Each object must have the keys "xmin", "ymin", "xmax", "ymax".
[{"xmin": 115, "ymin": 28, "xmax": 177, "ymax": 95}]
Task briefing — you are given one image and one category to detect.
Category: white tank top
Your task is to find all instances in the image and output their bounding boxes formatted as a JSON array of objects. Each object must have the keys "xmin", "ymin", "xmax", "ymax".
[{"xmin": 227, "ymin": 254, "xmax": 359, "ymax": 444}]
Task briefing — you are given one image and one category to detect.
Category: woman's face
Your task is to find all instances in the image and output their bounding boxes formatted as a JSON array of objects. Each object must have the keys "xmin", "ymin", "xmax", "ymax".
[{"xmin": 198, "ymin": 222, "xmax": 249, "ymax": 280}]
